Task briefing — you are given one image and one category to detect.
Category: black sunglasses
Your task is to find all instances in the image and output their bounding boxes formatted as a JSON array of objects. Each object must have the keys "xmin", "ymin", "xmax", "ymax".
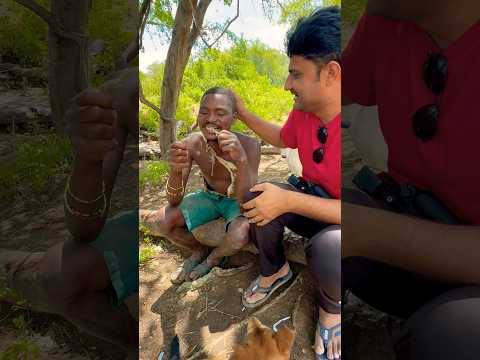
[
  {"xmin": 412, "ymin": 52, "xmax": 448, "ymax": 142},
  {"xmin": 313, "ymin": 126, "xmax": 328, "ymax": 163}
]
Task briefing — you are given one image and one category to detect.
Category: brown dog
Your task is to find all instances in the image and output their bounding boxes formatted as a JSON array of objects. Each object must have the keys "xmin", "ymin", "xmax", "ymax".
[{"xmin": 230, "ymin": 317, "xmax": 295, "ymax": 360}]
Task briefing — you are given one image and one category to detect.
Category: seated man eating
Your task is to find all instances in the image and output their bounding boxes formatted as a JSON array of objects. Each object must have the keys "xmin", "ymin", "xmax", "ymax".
[{"xmin": 145, "ymin": 87, "xmax": 260, "ymax": 283}]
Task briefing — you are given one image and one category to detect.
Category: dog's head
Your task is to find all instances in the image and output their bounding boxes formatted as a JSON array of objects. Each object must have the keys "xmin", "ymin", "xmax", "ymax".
[{"xmin": 230, "ymin": 317, "xmax": 295, "ymax": 360}]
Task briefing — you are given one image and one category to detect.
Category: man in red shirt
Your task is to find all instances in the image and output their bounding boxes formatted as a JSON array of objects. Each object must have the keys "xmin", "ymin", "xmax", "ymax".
[
  {"xmin": 342, "ymin": 0, "xmax": 480, "ymax": 358},
  {"xmin": 234, "ymin": 7, "xmax": 341, "ymax": 360}
]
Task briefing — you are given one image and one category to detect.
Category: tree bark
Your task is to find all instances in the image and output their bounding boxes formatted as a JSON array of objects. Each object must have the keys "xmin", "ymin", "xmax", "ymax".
[
  {"xmin": 159, "ymin": 0, "xmax": 211, "ymax": 156},
  {"xmin": 48, "ymin": 0, "xmax": 90, "ymax": 133},
  {"xmin": 14, "ymin": 0, "xmax": 90, "ymax": 133}
]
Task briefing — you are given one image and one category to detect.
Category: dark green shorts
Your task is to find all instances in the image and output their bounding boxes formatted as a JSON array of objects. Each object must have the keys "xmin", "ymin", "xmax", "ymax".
[
  {"xmin": 178, "ymin": 190, "xmax": 241, "ymax": 231},
  {"xmin": 91, "ymin": 210, "xmax": 139, "ymax": 306}
]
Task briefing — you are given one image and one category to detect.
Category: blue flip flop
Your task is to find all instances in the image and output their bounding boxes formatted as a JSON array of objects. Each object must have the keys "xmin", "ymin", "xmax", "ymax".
[
  {"xmin": 316, "ymin": 320, "xmax": 341, "ymax": 360},
  {"xmin": 241, "ymin": 269, "xmax": 293, "ymax": 309}
]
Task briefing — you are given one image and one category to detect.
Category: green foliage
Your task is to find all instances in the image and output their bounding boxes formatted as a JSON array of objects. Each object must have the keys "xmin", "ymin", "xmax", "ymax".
[
  {"xmin": 342, "ymin": 0, "xmax": 366, "ymax": 25},
  {"xmin": 0, "ymin": 0, "xmax": 135, "ymax": 83},
  {"xmin": 88, "ymin": 0, "xmax": 137, "ymax": 85},
  {"xmin": 275, "ymin": 0, "xmax": 341, "ymax": 27},
  {"xmin": 278, "ymin": 0, "xmax": 323, "ymax": 25},
  {"xmin": 0, "ymin": 163, "xmax": 17, "ymax": 201},
  {"xmin": 140, "ymin": 40, "xmax": 292, "ymax": 136},
  {"xmin": 139, "ymin": 161, "xmax": 169, "ymax": 189},
  {"xmin": 0, "ymin": 313, "xmax": 40, "ymax": 360},
  {"xmin": 16, "ymin": 134, "xmax": 73, "ymax": 194},
  {"xmin": 139, "ymin": 246, "xmax": 156, "ymax": 264},
  {"xmin": 0, "ymin": 1, "xmax": 49, "ymax": 65},
  {"xmin": 0, "ymin": 339, "xmax": 40, "ymax": 360}
]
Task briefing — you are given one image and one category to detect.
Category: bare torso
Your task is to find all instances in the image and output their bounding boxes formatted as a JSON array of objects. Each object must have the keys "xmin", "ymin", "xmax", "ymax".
[{"xmin": 185, "ymin": 132, "xmax": 259, "ymax": 197}]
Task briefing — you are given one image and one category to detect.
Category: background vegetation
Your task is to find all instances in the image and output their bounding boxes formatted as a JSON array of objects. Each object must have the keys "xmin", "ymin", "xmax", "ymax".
[{"xmin": 140, "ymin": 39, "xmax": 293, "ymax": 137}]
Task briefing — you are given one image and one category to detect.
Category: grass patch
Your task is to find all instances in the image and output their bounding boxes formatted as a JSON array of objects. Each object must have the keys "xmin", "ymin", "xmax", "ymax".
[
  {"xmin": 16, "ymin": 134, "xmax": 72, "ymax": 194},
  {"xmin": 139, "ymin": 246, "xmax": 156, "ymax": 264},
  {"xmin": 139, "ymin": 160, "xmax": 169, "ymax": 189},
  {"xmin": 0, "ymin": 163, "xmax": 17, "ymax": 201},
  {"xmin": 0, "ymin": 338, "xmax": 41, "ymax": 360},
  {"xmin": 0, "ymin": 300, "xmax": 40, "ymax": 360}
]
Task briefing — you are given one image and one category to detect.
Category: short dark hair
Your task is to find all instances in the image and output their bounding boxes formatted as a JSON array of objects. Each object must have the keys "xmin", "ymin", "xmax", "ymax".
[
  {"xmin": 286, "ymin": 6, "xmax": 341, "ymax": 72},
  {"xmin": 201, "ymin": 87, "xmax": 236, "ymax": 113}
]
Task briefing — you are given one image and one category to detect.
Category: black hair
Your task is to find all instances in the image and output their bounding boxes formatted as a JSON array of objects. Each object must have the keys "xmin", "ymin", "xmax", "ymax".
[
  {"xmin": 286, "ymin": 6, "xmax": 341, "ymax": 72},
  {"xmin": 201, "ymin": 87, "xmax": 236, "ymax": 113}
]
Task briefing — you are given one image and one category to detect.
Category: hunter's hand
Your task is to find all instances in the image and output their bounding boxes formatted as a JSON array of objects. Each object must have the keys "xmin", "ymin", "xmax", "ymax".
[
  {"xmin": 66, "ymin": 89, "xmax": 118, "ymax": 164},
  {"xmin": 218, "ymin": 130, "xmax": 247, "ymax": 164},
  {"xmin": 168, "ymin": 141, "xmax": 190, "ymax": 174}
]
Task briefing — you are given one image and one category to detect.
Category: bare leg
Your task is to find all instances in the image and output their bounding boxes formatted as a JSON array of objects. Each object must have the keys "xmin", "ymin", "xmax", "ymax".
[
  {"xmin": 189, "ymin": 217, "xmax": 250, "ymax": 280},
  {"xmin": 4, "ymin": 241, "xmax": 137, "ymax": 351},
  {"xmin": 148, "ymin": 205, "xmax": 209, "ymax": 283},
  {"xmin": 145, "ymin": 205, "xmax": 208, "ymax": 255}
]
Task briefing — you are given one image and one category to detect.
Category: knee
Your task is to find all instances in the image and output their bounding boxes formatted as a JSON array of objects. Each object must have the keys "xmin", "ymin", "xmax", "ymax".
[
  {"xmin": 227, "ymin": 219, "xmax": 250, "ymax": 250},
  {"xmin": 307, "ymin": 226, "xmax": 341, "ymax": 257},
  {"xmin": 39, "ymin": 242, "xmax": 108, "ymax": 315},
  {"xmin": 156, "ymin": 206, "xmax": 183, "ymax": 235},
  {"xmin": 243, "ymin": 188, "xmax": 263, "ymax": 203},
  {"xmin": 407, "ymin": 291, "xmax": 480, "ymax": 359},
  {"xmin": 306, "ymin": 225, "xmax": 341, "ymax": 274}
]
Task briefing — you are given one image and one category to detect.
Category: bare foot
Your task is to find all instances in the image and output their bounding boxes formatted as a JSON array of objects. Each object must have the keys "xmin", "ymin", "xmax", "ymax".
[
  {"xmin": 315, "ymin": 306, "xmax": 341, "ymax": 359},
  {"xmin": 170, "ymin": 247, "xmax": 209, "ymax": 284},
  {"xmin": 189, "ymin": 255, "xmax": 223, "ymax": 281},
  {"xmin": 244, "ymin": 262, "xmax": 291, "ymax": 304}
]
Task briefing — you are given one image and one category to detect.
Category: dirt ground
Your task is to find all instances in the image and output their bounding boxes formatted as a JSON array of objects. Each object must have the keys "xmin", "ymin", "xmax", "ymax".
[
  {"xmin": 139, "ymin": 154, "xmax": 321, "ymax": 359},
  {"xmin": 0, "ymin": 134, "xmax": 139, "ymax": 360}
]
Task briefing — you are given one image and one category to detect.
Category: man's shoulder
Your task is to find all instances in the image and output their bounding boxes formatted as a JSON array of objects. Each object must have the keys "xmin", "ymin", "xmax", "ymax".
[{"xmin": 234, "ymin": 132, "xmax": 260, "ymax": 148}]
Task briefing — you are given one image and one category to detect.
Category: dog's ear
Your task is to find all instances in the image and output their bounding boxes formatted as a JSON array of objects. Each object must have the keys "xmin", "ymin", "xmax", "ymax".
[
  {"xmin": 273, "ymin": 326, "xmax": 295, "ymax": 355},
  {"xmin": 247, "ymin": 317, "xmax": 266, "ymax": 340}
]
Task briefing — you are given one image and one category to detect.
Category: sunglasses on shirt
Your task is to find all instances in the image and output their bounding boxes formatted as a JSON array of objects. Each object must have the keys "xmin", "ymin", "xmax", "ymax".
[
  {"xmin": 412, "ymin": 52, "xmax": 448, "ymax": 142},
  {"xmin": 313, "ymin": 126, "xmax": 328, "ymax": 164}
]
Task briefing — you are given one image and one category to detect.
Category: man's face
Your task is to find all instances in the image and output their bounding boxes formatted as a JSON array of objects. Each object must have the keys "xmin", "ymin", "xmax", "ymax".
[
  {"xmin": 284, "ymin": 56, "xmax": 325, "ymax": 113},
  {"xmin": 197, "ymin": 93, "xmax": 235, "ymax": 141}
]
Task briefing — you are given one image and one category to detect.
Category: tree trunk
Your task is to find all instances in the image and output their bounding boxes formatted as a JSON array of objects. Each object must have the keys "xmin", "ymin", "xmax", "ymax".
[
  {"xmin": 159, "ymin": 0, "xmax": 211, "ymax": 156},
  {"xmin": 48, "ymin": 0, "xmax": 90, "ymax": 134}
]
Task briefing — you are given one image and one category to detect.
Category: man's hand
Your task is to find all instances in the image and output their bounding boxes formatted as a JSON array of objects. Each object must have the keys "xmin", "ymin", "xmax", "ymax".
[
  {"xmin": 66, "ymin": 89, "xmax": 119, "ymax": 164},
  {"xmin": 218, "ymin": 130, "xmax": 248, "ymax": 164},
  {"xmin": 242, "ymin": 183, "xmax": 290, "ymax": 226},
  {"xmin": 168, "ymin": 141, "xmax": 190, "ymax": 174},
  {"xmin": 230, "ymin": 90, "xmax": 249, "ymax": 121}
]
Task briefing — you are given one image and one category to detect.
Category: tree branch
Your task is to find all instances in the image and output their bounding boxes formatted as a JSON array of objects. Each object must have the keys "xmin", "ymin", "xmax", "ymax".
[
  {"xmin": 14, "ymin": 0, "xmax": 87, "ymax": 46},
  {"xmin": 139, "ymin": 0, "xmax": 152, "ymax": 50},
  {"xmin": 14, "ymin": 0, "xmax": 53, "ymax": 26},
  {"xmin": 116, "ymin": 0, "xmax": 152, "ymax": 70},
  {"xmin": 139, "ymin": 82, "xmax": 175, "ymax": 123},
  {"xmin": 190, "ymin": 0, "xmax": 239, "ymax": 48}
]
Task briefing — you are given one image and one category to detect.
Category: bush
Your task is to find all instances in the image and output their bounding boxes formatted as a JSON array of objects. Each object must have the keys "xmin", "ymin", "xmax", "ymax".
[
  {"xmin": 140, "ymin": 40, "xmax": 293, "ymax": 139},
  {"xmin": 0, "ymin": 1, "xmax": 48, "ymax": 66},
  {"xmin": 139, "ymin": 246, "xmax": 156, "ymax": 264},
  {"xmin": 16, "ymin": 134, "xmax": 73, "ymax": 194},
  {"xmin": 140, "ymin": 161, "xmax": 169, "ymax": 189}
]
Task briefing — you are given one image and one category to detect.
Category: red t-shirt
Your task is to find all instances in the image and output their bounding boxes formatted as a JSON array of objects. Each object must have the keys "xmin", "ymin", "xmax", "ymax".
[
  {"xmin": 280, "ymin": 110, "xmax": 341, "ymax": 199},
  {"xmin": 342, "ymin": 14, "xmax": 480, "ymax": 224}
]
